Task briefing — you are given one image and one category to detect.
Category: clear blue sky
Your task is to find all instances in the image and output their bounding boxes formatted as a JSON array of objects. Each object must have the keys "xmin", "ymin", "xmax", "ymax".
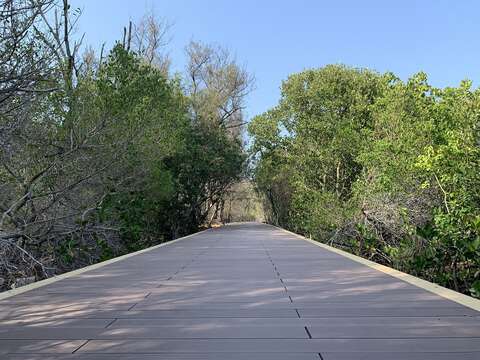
[{"xmin": 71, "ymin": 0, "xmax": 480, "ymax": 121}]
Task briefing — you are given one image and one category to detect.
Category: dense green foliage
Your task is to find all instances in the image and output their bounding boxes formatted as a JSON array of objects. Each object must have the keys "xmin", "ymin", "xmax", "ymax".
[
  {"xmin": 249, "ymin": 65, "xmax": 480, "ymax": 297},
  {"xmin": 0, "ymin": 1, "xmax": 248, "ymax": 290}
]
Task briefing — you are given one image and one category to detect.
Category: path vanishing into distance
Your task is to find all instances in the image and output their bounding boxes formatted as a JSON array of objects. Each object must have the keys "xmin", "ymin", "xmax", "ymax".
[{"xmin": 0, "ymin": 222, "xmax": 479, "ymax": 359}]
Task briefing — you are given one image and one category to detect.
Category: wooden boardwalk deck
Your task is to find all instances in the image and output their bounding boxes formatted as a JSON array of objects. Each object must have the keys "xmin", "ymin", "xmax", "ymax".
[{"xmin": 0, "ymin": 222, "xmax": 479, "ymax": 359}]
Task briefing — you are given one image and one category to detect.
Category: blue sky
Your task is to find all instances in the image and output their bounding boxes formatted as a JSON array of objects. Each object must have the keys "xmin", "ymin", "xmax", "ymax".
[{"xmin": 71, "ymin": 0, "xmax": 480, "ymax": 121}]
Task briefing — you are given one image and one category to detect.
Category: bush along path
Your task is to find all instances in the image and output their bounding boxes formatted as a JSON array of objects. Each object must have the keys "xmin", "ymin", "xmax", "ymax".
[{"xmin": 249, "ymin": 65, "xmax": 480, "ymax": 298}]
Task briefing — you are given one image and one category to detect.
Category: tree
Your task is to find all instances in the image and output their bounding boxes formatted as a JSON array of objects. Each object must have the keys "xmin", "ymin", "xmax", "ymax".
[
  {"xmin": 0, "ymin": 1, "xmax": 250, "ymax": 291},
  {"xmin": 250, "ymin": 66, "xmax": 480, "ymax": 297},
  {"xmin": 186, "ymin": 41, "xmax": 254, "ymax": 134},
  {"xmin": 163, "ymin": 125, "xmax": 246, "ymax": 236},
  {"xmin": 130, "ymin": 12, "xmax": 171, "ymax": 74},
  {"xmin": 250, "ymin": 65, "xmax": 385, "ymax": 236}
]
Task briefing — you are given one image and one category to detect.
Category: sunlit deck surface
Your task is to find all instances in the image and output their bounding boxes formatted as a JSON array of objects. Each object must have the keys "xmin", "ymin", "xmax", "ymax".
[{"xmin": 0, "ymin": 222, "xmax": 479, "ymax": 359}]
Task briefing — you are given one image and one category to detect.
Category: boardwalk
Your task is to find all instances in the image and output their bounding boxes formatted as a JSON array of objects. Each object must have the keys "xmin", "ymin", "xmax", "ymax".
[{"xmin": 0, "ymin": 222, "xmax": 479, "ymax": 359}]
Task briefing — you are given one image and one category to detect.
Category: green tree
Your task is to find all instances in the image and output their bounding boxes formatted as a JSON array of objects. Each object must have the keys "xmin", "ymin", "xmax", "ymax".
[{"xmin": 250, "ymin": 66, "xmax": 480, "ymax": 297}]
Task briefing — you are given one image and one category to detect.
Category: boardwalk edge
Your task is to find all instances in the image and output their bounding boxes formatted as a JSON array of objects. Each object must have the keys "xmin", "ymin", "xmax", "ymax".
[
  {"xmin": 0, "ymin": 228, "xmax": 210, "ymax": 301},
  {"xmin": 272, "ymin": 224, "xmax": 480, "ymax": 312}
]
